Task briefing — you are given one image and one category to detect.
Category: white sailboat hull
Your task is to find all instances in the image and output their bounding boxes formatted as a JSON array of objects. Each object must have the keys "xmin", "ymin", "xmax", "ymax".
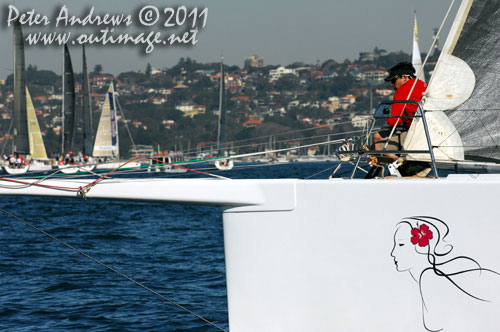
[
  {"xmin": 2, "ymin": 176, "xmax": 500, "ymax": 331},
  {"xmin": 147, "ymin": 165, "xmax": 188, "ymax": 173},
  {"xmin": 2, "ymin": 164, "xmax": 30, "ymax": 174},
  {"xmin": 58, "ymin": 164, "xmax": 96, "ymax": 174},
  {"xmin": 214, "ymin": 159, "xmax": 234, "ymax": 170},
  {"xmin": 28, "ymin": 160, "xmax": 54, "ymax": 172},
  {"xmin": 95, "ymin": 160, "xmax": 142, "ymax": 171}
]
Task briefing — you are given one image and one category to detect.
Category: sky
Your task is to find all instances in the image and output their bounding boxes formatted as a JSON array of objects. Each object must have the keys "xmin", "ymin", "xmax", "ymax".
[{"xmin": 0, "ymin": 0, "xmax": 458, "ymax": 80}]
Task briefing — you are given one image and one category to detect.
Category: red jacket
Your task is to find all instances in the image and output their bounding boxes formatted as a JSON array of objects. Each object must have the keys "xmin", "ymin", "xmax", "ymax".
[{"xmin": 387, "ymin": 78, "xmax": 427, "ymax": 128}]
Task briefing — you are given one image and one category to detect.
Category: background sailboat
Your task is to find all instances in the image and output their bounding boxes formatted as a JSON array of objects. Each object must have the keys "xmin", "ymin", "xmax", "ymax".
[
  {"xmin": 89, "ymin": 82, "xmax": 142, "ymax": 171},
  {"xmin": 3, "ymin": 20, "xmax": 30, "ymax": 174},
  {"xmin": 81, "ymin": 45, "xmax": 94, "ymax": 157},
  {"xmin": 23, "ymin": 87, "xmax": 53, "ymax": 172},
  {"xmin": 62, "ymin": 44, "xmax": 75, "ymax": 156},
  {"xmin": 58, "ymin": 44, "xmax": 95, "ymax": 173},
  {"xmin": 3, "ymin": 21, "xmax": 51, "ymax": 174},
  {"xmin": 93, "ymin": 83, "xmax": 119, "ymax": 160},
  {"xmin": 214, "ymin": 57, "xmax": 234, "ymax": 170}
]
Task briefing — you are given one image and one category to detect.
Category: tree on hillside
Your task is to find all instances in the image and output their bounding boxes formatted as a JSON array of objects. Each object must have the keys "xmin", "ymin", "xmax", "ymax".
[{"xmin": 93, "ymin": 64, "xmax": 103, "ymax": 75}]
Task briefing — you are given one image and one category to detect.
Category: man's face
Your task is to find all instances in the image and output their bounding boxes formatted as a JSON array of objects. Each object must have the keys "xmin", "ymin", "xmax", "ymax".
[{"xmin": 390, "ymin": 74, "xmax": 409, "ymax": 90}]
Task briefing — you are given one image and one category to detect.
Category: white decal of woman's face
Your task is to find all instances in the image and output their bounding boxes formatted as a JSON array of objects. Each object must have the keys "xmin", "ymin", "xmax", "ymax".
[{"xmin": 391, "ymin": 225, "xmax": 428, "ymax": 273}]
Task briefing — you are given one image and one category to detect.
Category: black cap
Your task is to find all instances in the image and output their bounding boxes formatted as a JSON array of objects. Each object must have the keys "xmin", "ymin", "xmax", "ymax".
[{"xmin": 384, "ymin": 61, "xmax": 416, "ymax": 82}]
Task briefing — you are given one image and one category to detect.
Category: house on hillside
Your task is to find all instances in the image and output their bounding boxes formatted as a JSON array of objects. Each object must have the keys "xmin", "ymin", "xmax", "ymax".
[
  {"xmin": 92, "ymin": 74, "xmax": 114, "ymax": 88},
  {"xmin": 321, "ymin": 97, "xmax": 340, "ymax": 113},
  {"xmin": 176, "ymin": 102, "xmax": 206, "ymax": 118},
  {"xmin": 340, "ymin": 95, "xmax": 356, "ymax": 110},
  {"xmin": 269, "ymin": 67, "xmax": 298, "ymax": 82},
  {"xmin": 243, "ymin": 119, "xmax": 263, "ymax": 128}
]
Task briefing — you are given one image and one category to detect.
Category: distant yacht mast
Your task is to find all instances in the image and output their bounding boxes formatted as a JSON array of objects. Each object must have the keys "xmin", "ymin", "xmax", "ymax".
[
  {"xmin": 412, "ymin": 11, "xmax": 426, "ymax": 82},
  {"xmin": 216, "ymin": 57, "xmax": 226, "ymax": 155}
]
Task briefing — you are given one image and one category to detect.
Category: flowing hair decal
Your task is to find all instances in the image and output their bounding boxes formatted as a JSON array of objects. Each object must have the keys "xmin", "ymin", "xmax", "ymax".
[{"xmin": 391, "ymin": 216, "xmax": 500, "ymax": 332}]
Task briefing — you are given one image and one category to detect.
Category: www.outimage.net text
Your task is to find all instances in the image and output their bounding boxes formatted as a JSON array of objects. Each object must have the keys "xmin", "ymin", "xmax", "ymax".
[{"xmin": 5, "ymin": 4, "xmax": 208, "ymax": 53}]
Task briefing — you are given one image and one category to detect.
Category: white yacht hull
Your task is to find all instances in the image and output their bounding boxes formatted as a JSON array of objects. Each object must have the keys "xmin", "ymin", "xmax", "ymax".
[
  {"xmin": 2, "ymin": 164, "xmax": 29, "ymax": 174},
  {"xmin": 1, "ymin": 176, "xmax": 500, "ymax": 331},
  {"xmin": 28, "ymin": 160, "xmax": 54, "ymax": 172},
  {"xmin": 214, "ymin": 159, "xmax": 234, "ymax": 170},
  {"xmin": 58, "ymin": 164, "xmax": 96, "ymax": 174},
  {"xmin": 147, "ymin": 164, "xmax": 187, "ymax": 173},
  {"xmin": 94, "ymin": 161, "xmax": 142, "ymax": 171}
]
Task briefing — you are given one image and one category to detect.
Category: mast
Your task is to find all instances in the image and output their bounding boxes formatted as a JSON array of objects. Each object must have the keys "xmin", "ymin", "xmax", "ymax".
[
  {"xmin": 216, "ymin": 57, "xmax": 226, "ymax": 155},
  {"xmin": 61, "ymin": 46, "xmax": 64, "ymax": 155},
  {"xmin": 13, "ymin": 20, "xmax": 29, "ymax": 155},
  {"xmin": 82, "ymin": 45, "xmax": 93, "ymax": 156},
  {"xmin": 62, "ymin": 44, "xmax": 76, "ymax": 155},
  {"xmin": 111, "ymin": 83, "xmax": 119, "ymax": 159}
]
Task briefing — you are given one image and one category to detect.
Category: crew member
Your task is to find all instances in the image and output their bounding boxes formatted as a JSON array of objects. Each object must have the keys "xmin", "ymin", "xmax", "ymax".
[{"xmin": 373, "ymin": 61, "xmax": 427, "ymax": 162}]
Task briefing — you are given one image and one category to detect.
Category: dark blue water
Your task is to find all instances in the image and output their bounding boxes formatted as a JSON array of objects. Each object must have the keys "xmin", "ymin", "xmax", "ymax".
[{"xmin": 0, "ymin": 162, "xmax": 341, "ymax": 331}]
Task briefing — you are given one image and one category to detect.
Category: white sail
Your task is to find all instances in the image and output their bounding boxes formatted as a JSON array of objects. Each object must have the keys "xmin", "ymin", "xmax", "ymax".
[
  {"xmin": 403, "ymin": 0, "xmax": 475, "ymax": 162},
  {"xmin": 412, "ymin": 12, "xmax": 426, "ymax": 82},
  {"xmin": 26, "ymin": 87, "xmax": 48, "ymax": 159},
  {"xmin": 92, "ymin": 83, "xmax": 119, "ymax": 158},
  {"xmin": 423, "ymin": 0, "xmax": 475, "ymax": 111},
  {"xmin": 422, "ymin": 53, "xmax": 475, "ymax": 111},
  {"xmin": 408, "ymin": 0, "xmax": 500, "ymax": 163},
  {"xmin": 404, "ymin": 111, "xmax": 464, "ymax": 162}
]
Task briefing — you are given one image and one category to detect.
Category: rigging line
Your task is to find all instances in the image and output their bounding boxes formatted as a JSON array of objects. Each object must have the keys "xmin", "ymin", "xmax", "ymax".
[
  {"xmin": 183, "ymin": 120, "xmax": 357, "ymax": 154},
  {"xmin": 451, "ymin": 108, "xmax": 500, "ymax": 112},
  {"xmin": 148, "ymin": 157, "xmax": 229, "ymax": 180},
  {"xmin": 185, "ymin": 123, "xmax": 360, "ymax": 156},
  {"xmin": 115, "ymin": 97, "xmax": 137, "ymax": 152},
  {"xmin": 194, "ymin": 129, "xmax": 365, "ymax": 157},
  {"xmin": 384, "ymin": 0, "xmax": 456, "ymax": 149},
  {"xmin": 433, "ymin": 109, "xmax": 475, "ymax": 147},
  {"xmin": 305, "ymin": 165, "xmax": 338, "ymax": 179},
  {"xmin": 419, "ymin": 0, "xmax": 456, "ymax": 80},
  {"xmin": 0, "ymin": 176, "xmax": 81, "ymax": 191},
  {"xmin": 0, "ymin": 168, "xmax": 63, "ymax": 189},
  {"xmin": 405, "ymin": 108, "xmax": 474, "ymax": 153},
  {"xmin": 0, "ymin": 207, "xmax": 228, "ymax": 332},
  {"xmin": 178, "ymin": 139, "xmax": 345, "ymax": 166},
  {"xmin": 82, "ymin": 156, "xmax": 229, "ymax": 190},
  {"xmin": 474, "ymin": 110, "xmax": 500, "ymax": 148},
  {"xmin": 406, "ymin": 144, "xmax": 500, "ymax": 148},
  {"xmin": 474, "ymin": 114, "xmax": 500, "ymax": 166},
  {"xmin": 402, "ymin": 104, "xmax": 475, "ymax": 157}
]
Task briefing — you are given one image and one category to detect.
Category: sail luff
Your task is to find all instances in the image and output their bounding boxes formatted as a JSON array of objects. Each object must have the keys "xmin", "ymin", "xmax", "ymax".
[
  {"xmin": 13, "ymin": 21, "xmax": 29, "ymax": 154},
  {"xmin": 63, "ymin": 44, "xmax": 76, "ymax": 153},
  {"xmin": 26, "ymin": 87, "xmax": 48, "ymax": 159},
  {"xmin": 82, "ymin": 45, "xmax": 93, "ymax": 156},
  {"xmin": 216, "ymin": 58, "xmax": 226, "ymax": 154}
]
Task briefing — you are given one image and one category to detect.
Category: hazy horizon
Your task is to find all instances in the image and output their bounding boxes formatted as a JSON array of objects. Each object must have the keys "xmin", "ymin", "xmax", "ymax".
[{"xmin": 0, "ymin": 0, "xmax": 457, "ymax": 80}]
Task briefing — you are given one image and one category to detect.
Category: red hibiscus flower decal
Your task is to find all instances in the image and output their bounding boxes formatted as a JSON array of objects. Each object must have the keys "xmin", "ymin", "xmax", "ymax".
[{"xmin": 411, "ymin": 224, "xmax": 433, "ymax": 247}]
